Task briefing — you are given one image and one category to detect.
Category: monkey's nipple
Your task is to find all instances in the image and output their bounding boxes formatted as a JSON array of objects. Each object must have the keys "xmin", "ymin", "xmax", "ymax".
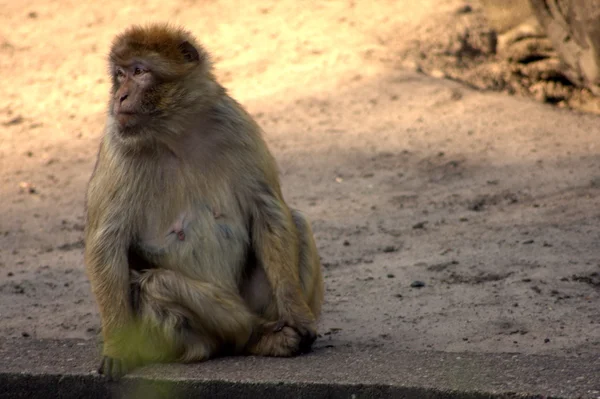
[{"xmin": 176, "ymin": 230, "xmax": 186, "ymax": 241}]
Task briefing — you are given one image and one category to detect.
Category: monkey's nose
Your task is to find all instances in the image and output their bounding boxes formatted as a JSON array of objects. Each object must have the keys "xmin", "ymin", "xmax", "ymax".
[{"xmin": 119, "ymin": 94, "xmax": 129, "ymax": 104}]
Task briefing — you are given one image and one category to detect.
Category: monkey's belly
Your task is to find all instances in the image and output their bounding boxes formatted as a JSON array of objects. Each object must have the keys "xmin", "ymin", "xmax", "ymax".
[{"xmin": 135, "ymin": 211, "xmax": 249, "ymax": 280}]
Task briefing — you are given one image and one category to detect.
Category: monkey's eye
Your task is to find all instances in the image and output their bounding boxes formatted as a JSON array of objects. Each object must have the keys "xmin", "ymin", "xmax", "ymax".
[
  {"xmin": 115, "ymin": 69, "xmax": 125, "ymax": 78},
  {"xmin": 133, "ymin": 67, "xmax": 146, "ymax": 76}
]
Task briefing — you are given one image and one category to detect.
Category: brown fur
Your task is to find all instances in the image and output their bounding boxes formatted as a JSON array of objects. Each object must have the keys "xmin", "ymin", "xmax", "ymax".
[{"xmin": 85, "ymin": 23, "xmax": 324, "ymax": 380}]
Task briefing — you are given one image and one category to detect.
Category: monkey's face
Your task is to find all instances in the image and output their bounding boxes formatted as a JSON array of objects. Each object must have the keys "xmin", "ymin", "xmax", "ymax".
[
  {"xmin": 111, "ymin": 63, "xmax": 157, "ymax": 131},
  {"xmin": 107, "ymin": 24, "xmax": 212, "ymax": 141}
]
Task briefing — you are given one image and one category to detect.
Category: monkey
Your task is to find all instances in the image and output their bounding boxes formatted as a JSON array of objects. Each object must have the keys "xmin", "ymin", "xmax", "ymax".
[{"xmin": 84, "ymin": 23, "xmax": 324, "ymax": 380}]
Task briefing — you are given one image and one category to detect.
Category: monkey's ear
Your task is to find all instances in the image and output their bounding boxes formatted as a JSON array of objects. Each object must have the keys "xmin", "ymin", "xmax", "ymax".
[{"xmin": 178, "ymin": 41, "xmax": 200, "ymax": 63}]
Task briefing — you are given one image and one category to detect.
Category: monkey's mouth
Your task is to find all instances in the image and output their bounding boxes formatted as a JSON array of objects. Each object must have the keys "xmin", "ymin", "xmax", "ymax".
[
  {"xmin": 116, "ymin": 111, "xmax": 140, "ymax": 126},
  {"xmin": 118, "ymin": 111, "xmax": 137, "ymax": 116}
]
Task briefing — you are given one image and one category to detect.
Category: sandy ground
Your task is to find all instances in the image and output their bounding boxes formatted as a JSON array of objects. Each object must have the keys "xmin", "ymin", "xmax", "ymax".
[{"xmin": 1, "ymin": 0, "xmax": 599, "ymax": 358}]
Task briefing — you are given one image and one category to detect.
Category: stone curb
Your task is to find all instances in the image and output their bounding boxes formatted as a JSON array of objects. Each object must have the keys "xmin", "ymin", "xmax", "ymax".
[{"xmin": 1, "ymin": 338, "xmax": 598, "ymax": 398}]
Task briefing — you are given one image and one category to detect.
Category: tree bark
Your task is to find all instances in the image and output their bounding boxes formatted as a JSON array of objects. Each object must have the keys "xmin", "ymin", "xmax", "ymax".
[{"xmin": 529, "ymin": 0, "xmax": 600, "ymax": 94}]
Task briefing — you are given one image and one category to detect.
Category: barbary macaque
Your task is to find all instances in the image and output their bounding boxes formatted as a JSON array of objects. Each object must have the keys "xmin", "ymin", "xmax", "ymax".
[{"xmin": 84, "ymin": 23, "xmax": 324, "ymax": 380}]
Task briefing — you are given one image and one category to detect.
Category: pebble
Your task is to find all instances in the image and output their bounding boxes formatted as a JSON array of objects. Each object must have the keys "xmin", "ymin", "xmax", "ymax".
[
  {"xmin": 455, "ymin": 4, "xmax": 472, "ymax": 14},
  {"xmin": 430, "ymin": 69, "xmax": 447, "ymax": 79},
  {"xmin": 411, "ymin": 280, "xmax": 426, "ymax": 288},
  {"xmin": 412, "ymin": 221, "xmax": 427, "ymax": 229}
]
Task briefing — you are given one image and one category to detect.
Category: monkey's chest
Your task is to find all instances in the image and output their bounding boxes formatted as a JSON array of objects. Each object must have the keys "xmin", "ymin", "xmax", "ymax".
[{"xmin": 135, "ymin": 204, "xmax": 249, "ymax": 276}]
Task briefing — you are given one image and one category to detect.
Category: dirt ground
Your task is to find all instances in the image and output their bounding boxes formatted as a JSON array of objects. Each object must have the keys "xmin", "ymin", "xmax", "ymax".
[{"xmin": 1, "ymin": 0, "xmax": 599, "ymax": 358}]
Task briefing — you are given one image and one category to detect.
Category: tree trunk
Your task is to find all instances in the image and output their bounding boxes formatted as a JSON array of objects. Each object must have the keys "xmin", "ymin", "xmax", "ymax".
[{"xmin": 529, "ymin": 0, "xmax": 600, "ymax": 94}]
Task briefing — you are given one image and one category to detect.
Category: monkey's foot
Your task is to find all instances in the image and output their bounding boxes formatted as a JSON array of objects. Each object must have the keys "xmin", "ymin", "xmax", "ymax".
[
  {"xmin": 246, "ymin": 324, "xmax": 302, "ymax": 357},
  {"xmin": 98, "ymin": 356, "xmax": 140, "ymax": 381},
  {"xmin": 279, "ymin": 315, "xmax": 317, "ymax": 354},
  {"xmin": 291, "ymin": 321, "xmax": 317, "ymax": 354}
]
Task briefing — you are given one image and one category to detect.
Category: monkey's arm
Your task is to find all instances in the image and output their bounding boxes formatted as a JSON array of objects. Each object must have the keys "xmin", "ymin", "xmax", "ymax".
[
  {"xmin": 250, "ymin": 184, "xmax": 317, "ymax": 343},
  {"xmin": 85, "ymin": 214, "xmax": 136, "ymax": 379}
]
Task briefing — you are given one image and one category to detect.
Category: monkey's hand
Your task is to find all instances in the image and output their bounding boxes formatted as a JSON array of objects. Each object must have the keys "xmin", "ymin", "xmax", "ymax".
[{"xmin": 98, "ymin": 356, "xmax": 139, "ymax": 381}]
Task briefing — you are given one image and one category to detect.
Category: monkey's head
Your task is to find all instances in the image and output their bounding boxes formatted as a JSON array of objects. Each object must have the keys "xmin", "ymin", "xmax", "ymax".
[{"xmin": 108, "ymin": 24, "xmax": 216, "ymax": 139}]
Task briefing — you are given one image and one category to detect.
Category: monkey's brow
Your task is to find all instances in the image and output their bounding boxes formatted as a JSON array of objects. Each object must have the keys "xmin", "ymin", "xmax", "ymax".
[{"xmin": 113, "ymin": 58, "xmax": 150, "ymax": 69}]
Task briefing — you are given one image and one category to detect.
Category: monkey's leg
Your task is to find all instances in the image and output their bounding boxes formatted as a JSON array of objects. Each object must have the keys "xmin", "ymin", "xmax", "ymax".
[
  {"xmin": 291, "ymin": 210, "xmax": 324, "ymax": 323},
  {"xmin": 251, "ymin": 192, "xmax": 319, "ymax": 347},
  {"xmin": 246, "ymin": 209, "xmax": 323, "ymax": 356},
  {"xmin": 277, "ymin": 210, "xmax": 323, "ymax": 353},
  {"xmin": 132, "ymin": 269, "xmax": 264, "ymax": 365}
]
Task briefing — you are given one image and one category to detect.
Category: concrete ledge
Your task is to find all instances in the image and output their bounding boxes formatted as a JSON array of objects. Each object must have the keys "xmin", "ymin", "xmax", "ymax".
[{"xmin": 1, "ymin": 338, "xmax": 598, "ymax": 398}]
